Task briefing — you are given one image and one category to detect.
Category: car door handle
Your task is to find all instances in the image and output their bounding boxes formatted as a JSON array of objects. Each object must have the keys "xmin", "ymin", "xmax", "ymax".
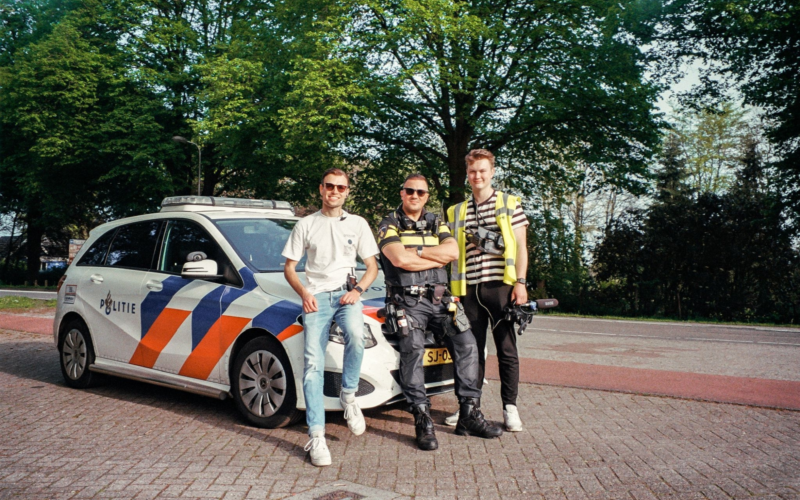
[
  {"xmin": 145, "ymin": 280, "xmax": 163, "ymax": 292},
  {"xmin": 89, "ymin": 274, "xmax": 104, "ymax": 284}
]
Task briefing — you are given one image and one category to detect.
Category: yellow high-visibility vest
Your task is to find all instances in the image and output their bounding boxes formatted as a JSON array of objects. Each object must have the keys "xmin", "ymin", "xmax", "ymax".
[{"xmin": 447, "ymin": 191, "xmax": 519, "ymax": 296}]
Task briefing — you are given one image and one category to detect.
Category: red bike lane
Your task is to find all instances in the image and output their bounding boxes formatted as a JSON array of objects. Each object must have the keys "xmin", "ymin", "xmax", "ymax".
[{"xmin": 5, "ymin": 311, "xmax": 799, "ymax": 411}]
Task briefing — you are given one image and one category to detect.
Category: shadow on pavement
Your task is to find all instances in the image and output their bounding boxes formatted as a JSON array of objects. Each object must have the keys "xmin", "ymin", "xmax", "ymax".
[{"xmin": 0, "ymin": 336, "xmax": 308, "ymax": 454}]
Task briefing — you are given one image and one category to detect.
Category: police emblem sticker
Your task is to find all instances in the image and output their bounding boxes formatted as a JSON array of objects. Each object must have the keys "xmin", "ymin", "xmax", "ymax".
[{"xmin": 378, "ymin": 225, "xmax": 388, "ymax": 239}]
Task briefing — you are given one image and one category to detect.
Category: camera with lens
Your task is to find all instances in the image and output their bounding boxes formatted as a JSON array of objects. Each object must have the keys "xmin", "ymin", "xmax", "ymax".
[
  {"xmin": 464, "ymin": 225, "xmax": 505, "ymax": 255},
  {"xmin": 503, "ymin": 299, "xmax": 559, "ymax": 335},
  {"xmin": 504, "ymin": 300, "xmax": 537, "ymax": 328}
]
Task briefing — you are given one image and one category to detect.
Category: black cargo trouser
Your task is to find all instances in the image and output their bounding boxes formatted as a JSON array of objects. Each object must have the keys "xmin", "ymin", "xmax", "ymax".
[
  {"xmin": 463, "ymin": 281, "xmax": 519, "ymax": 407},
  {"xmin": 395, "ymin": 294, "xmax": 481, "ymax": 406}
]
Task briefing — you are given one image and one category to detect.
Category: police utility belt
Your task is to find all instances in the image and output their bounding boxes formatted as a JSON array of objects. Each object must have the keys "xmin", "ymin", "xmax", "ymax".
[
  {"xmin": 380, "ymin": 284, "xmax": 471, "ymax": 339},
  {"xmin": 387, "ymin": 284, "xmax": 448, "ymax": 304}
]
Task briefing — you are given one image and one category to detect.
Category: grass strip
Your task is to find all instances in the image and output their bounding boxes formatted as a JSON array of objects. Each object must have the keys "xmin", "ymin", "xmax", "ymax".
[
  {"xmin": 0, "ymin": 296, "xmax": 58, "ymax": 310},
  {"xmin": 544, "ymin": 311, "xmax": 800, "ymax": 329}
]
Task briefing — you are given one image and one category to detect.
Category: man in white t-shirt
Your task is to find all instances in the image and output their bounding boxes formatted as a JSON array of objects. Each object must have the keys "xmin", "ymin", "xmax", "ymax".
[{"xmin": 283, "ymin": 168, "xmax": 379, "ymax": 467}]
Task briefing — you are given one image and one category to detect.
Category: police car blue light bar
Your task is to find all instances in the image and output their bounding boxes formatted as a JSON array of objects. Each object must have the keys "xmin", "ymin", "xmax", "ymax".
[{"xmin": 161, "ymin": 196, "xmax": 294, "ymax": 213}]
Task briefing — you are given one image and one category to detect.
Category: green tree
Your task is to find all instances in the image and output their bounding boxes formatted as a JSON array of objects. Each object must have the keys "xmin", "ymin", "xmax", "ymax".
[
  {"xmin": 281, "ymin": 0, "xmax": 664, "ymax": 208},
  {"xmin": 671, "ymin": 103, "xmax": 747, "ymax": 194},
  {"xmin": 593, "ymin": 128, "xmax": 799, "ymax": 322},
  {"xmin": 653, "ymin": 0, "xmax": 800, "ymax": 212},
  {"xmin": 0, "ymin": 2, "xmax": 178, "ymax": 280}
]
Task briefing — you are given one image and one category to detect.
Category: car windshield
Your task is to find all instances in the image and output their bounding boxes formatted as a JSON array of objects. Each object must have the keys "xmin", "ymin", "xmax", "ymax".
[{"xmin": 214, "ymin": 218, "xmax": 367, "ymax": 273}]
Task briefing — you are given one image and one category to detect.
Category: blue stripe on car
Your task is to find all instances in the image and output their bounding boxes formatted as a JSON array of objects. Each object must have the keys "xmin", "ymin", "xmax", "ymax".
[
  {"xmin": 139, "ymin": 276, "xmax": 191, "ymax": 338},
  {"xmin": 252, "ymin": 300, "xmax": 303, "ymax": 335}
]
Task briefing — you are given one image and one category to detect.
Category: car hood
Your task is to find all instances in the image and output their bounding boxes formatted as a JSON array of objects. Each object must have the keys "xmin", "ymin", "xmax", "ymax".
[{"xmin": 253, "ymin": 271, "xmax": 387, "ymax": 303}]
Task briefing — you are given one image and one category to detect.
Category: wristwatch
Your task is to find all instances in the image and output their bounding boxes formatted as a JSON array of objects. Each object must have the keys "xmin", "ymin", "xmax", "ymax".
[
  {"xmin": 416, "ymin": 246, "xmax": 423, "ymax": 257},
  {"xmin": 516, "ymin": 278, "xmax": 527, "ymax": 285},
  {"xmin": 354, "ymin": 285, "xmax": 364, "ymax": 294}
]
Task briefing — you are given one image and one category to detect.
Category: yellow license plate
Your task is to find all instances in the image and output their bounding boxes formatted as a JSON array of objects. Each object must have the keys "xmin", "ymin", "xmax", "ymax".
[{"xmin": 423, "ymin": 347, "xmax": 453, "ymax": 366}]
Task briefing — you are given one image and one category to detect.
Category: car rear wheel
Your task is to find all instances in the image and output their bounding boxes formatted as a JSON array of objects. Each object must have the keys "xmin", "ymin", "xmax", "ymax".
[
  {"xmin": 59, "ymin": 320, "xmax": 99, "ymax": 389},
  {"xmin": 232, "ymin": 337, "xmax": 302, "ymax": 428}
]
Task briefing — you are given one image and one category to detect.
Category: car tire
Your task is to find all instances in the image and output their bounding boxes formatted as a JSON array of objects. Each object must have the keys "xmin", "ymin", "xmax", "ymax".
[
  {"xmin": 58, "ymin": 320, "xmax": 99, "ymax": 389},
  {"xmin": 232, "ymin": 337, "xmax": 302, "ymax": 428}
]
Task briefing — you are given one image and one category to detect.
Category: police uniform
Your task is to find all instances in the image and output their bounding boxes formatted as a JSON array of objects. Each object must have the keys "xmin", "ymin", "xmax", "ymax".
[
  {"xmin": 377, "ymin": 207, "xmax": 482, "ymax": 407},
  {"xmin": 377, "ymin": 205, "xmax": 502, "ymax": 450}
]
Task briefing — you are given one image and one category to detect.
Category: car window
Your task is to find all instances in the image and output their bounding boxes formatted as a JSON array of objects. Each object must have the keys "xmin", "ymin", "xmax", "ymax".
[
  {"xmin": 76, "ymin": 228, "xmax": 117, "ymax": 267},
  {"xmin": 105, "ymin": 221, "xmax": 162, "ymax": 270},
  {"xmin": 159, "ymin": 220, "xmax": 239, "ymax": 284},
  {"xmin": 214, "ymin": 218, "xmax": 368, "ymax": 273},
  {"xmin": 214, "ymin": 218, "xmax": 307, "ymax": 272}
]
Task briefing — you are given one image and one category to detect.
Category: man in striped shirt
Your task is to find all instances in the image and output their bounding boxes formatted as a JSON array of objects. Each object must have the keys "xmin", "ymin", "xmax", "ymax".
[{"xmin": 446, "ymin": 149, "xmax": 529, "ymax": 432}]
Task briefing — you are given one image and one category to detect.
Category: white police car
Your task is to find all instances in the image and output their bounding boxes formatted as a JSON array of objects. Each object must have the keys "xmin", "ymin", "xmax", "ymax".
[{"xmin": 54, "ymin": 196, "xmax": 454, "ymax": 428}]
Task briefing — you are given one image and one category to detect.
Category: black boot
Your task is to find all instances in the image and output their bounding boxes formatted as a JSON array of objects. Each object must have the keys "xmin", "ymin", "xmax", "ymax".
[
  {"xmin": 410, "ymin": 404, "xmax": 438, "ymax": 451},
  {"xmin": 455, "ymin": 398, "xmax": 503, "ymax": 439}
]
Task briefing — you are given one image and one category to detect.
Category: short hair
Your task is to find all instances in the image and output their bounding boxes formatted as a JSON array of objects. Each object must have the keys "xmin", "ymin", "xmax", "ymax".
[
  {"xmin": 465, "ymin": 149, "xmax": 495, "ymax": 169},
  {"xmin": 402, "ymin": 173, "xmax": 428, "ymax": 187},
  {"xmin": 321, "ymin": 168, "xmax": 349, "ymax": 186}
]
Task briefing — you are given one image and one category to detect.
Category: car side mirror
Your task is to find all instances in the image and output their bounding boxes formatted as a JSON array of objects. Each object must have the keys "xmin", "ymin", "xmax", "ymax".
[{"xmin": 181, "ymin": 259, "xmax": 223, "ymax": 280}]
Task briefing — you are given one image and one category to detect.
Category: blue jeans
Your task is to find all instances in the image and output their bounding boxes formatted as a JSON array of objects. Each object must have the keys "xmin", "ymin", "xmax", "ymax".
[{"xmin": 302, "ymin": 290, "xmax": 365, "ymax": 435}]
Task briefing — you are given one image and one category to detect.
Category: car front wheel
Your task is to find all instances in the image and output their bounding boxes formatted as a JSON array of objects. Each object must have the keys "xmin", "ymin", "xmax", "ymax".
[
  {"xmin": 58, "ymin": 320, "xmax": 99, "ymax": 389},
  {"xmin": 232, "ymin": 337, "xmax": 301, "ymax": 428}
]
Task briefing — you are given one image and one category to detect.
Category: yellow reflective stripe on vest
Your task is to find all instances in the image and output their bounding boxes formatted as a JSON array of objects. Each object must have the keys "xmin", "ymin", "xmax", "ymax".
[
  {"xmin": 397, "ymin": 234, "xmax": 440, "ymax": 246},
  {"xmin": 447, "ymin": 201, "xmax": 469, "ymax": 296},
  {"xmin": 497, "ymin": 192, "xmax": 518, "ymax": 286}
]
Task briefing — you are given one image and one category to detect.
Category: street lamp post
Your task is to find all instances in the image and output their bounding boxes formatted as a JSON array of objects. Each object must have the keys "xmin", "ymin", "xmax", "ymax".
[{"xmin": 172, "ymin": 136, "xmax": 202, "ymax": 196}]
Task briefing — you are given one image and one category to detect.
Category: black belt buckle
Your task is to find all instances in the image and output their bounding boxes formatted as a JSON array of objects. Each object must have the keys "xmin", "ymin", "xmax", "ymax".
[{"xmin": 407, "ymin": 285, "xmax": 424, "ymax": 296}]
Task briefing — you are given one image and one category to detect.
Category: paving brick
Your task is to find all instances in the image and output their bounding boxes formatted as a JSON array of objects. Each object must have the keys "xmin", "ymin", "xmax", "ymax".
[{"xmin": 2, "ymin": 330, "xmax": 800, "ymax": 499}]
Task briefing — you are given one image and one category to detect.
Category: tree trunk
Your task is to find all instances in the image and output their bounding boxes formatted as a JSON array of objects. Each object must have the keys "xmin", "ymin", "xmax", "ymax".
[
  {"xmin": 446, "ymin": 132, "xmax": 471, "ymax": 207},
  {"xmin": 25, "ymin": 212, "xmax": 44, "ymax": 284}
]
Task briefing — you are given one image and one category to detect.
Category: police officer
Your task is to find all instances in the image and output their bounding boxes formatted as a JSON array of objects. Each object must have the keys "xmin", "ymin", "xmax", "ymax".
[
  {"xmin": 377, "ymin": 173, "xmax": 503, "ymax": 451},
  {"xmin": 446, "ymin": 149, "xmax": 529, "ymax": 432}
]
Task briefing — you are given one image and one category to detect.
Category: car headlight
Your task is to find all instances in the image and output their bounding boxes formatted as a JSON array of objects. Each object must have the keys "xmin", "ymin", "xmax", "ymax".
[{"xmin": 328, "ymin": 322, "xmax": 378, "ymax": 348}]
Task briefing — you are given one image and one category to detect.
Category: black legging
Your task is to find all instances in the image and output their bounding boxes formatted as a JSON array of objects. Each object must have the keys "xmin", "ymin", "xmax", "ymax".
[{"xmin": 463, "ymin": 281, "xmax": 519, "ymax": 407}]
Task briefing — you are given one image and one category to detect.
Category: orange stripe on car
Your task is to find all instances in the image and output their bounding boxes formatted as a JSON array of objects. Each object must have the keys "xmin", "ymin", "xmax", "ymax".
[
  {"xmin": 277, "ymin": 324, "xmax": 303, "ymax": 341},
  {"xmin": 363, "ymin": 306, "xmax": 384, "ymax": 323},
  {"xmin": 129, "ymin": 308, "xmax": 192, "ymax": 368},
  {"xmin": 179, "ymin": 315, "xmax": 252, "ymax": 380}
]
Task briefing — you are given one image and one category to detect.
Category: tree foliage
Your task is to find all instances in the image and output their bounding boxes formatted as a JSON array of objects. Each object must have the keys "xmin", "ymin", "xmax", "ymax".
[
  {"xmin": 670, "ymin": 103, "xmax": 748, "ymax": 194},
  {"xmin": 592, "ymin": 131, "xmax": 799, "ymax": 323},
  {"xmin": 0, "ymin": 2, "xmax": 181, "ymax": 279},
  {"xmin": 281, "ymin": 0, "xmax": 664, "ymax": 209},
  {"xmin": 652, "ymin": 0, "xmax": 800, "ymax": 211}
]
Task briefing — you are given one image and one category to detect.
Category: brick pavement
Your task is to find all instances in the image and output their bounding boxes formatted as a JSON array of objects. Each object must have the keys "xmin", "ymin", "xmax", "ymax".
[{"xmin": 1, "ymin": 330, "xmax": 799, "ymax": 499}]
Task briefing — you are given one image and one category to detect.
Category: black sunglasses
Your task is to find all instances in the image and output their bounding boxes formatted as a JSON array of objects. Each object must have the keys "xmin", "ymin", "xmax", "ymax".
[
  {"xmin": 323, "ymin": 182, "xmax": 348, "ymax": 193},
  {"xmin": 402, "ymin": 187, "xmax": 429, "ymax": 197}
]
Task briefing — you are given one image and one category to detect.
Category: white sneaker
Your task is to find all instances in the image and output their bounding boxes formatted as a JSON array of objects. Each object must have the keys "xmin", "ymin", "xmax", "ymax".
[
  {"xmin": 340, "ymin": 392, "xmax": 366, "ymax": 436},
  {"xmin": 444, "ymin": 410, "xmax": 459, "ymax": 427},
  {"xmin": 304, "ymin": 430, "xmax": 331, "ymax": 467},
  {"xmin": 504, "ymin": 404, "xmax": 523, "ymax": 432}
]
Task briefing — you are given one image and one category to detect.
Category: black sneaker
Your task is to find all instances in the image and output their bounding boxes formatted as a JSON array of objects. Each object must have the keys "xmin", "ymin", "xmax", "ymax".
[{"xmin": 455, "ymin": 398, "xmax": 503, "ymax": 439}]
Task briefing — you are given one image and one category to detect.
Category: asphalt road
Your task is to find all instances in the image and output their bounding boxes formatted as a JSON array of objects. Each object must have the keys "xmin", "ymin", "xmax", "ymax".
[
  {"xmin": 505, "ymin": 315, "xmax": 800, "ymax": 382},
  {"xmin": 0, "ymin": 289, "xmax": 56, "ymax": 299}
]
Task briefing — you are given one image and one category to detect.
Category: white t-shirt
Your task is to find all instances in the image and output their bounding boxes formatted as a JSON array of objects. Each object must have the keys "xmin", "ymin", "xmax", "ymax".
[{"xmin": 282, "ymin": 211, "xmax": 379, "ymax": 295}]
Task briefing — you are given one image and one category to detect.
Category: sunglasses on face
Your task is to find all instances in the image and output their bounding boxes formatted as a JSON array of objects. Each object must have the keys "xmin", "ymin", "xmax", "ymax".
[
  {"xmin": 323, "ymin": 183, "xmax": 348, "ymax": 193},
  {"xmin": 402, "ymin": 187, "xmax": 429, "ymax": 197}
]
